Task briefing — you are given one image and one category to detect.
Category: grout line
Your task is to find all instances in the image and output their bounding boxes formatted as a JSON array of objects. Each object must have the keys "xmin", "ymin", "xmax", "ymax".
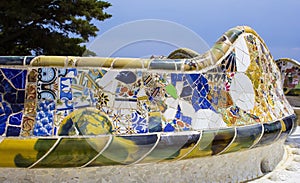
[
  {"xmin": 249, "ymin": 124, "xmax": 264, "ymax": 149},
  {"xmin": 81, "ymin": 135, "xmax": 113, "ymax": 168},
  {"xmin": 177, "ymin": 130, "xmax": 203, "ymax": 161},
  {"xmin": 28, "ymin": 137, "xmax": 62, "ymax": 168},
  {"xmin": 274, "ymin": 120, "xmax": 285, "ymax": 141},
  {"xmin": 130, "ymin": 133, "xmax": 161, "ymax": 165},
  {"xmin": 217, "ymin": 127, "xmax": 237, "ymax": 155}
]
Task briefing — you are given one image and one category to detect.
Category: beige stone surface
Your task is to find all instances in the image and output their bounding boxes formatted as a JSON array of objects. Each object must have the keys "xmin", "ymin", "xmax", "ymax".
[
  {"xmin": 251, "ymin": 127, "xmax": 300, "ymax": 183},
  {"xmin": 0, "ymin": 139, "xmax": 286, "ymax": 183}
]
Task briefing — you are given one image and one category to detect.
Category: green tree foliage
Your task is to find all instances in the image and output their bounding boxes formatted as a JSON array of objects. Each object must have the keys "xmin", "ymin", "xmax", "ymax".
[{"xmin": 0, "ymin": 0, "xmax": 111, "ymax": 56}]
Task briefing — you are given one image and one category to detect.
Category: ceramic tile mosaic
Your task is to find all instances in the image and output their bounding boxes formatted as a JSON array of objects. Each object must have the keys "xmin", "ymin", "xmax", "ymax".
[
  {"xmin": 276, "ymin": 58, "xmax": 300, "ymax": 96},
  {"xmin": 0, "ymin": 68, "xmax": 27, "ymax": 137},
  {"xmin": 0, "ymin": 26, "xmax": 298, "ymax": 168}
]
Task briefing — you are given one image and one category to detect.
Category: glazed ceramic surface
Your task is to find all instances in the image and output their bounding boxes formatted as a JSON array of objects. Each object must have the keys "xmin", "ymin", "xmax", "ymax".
[
  {"xmin": 0, "ymin": 26, "xmax": 297, "ymax": 168},
  {"xmin": 276, "ymin": 58, "xmax": 300, "ymax": 96}
]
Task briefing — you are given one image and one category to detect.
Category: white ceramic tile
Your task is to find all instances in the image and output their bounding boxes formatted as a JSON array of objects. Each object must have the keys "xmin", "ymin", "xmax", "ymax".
[
  {"xmin": 179, "ymin": 100, "xmax": 194, "ymax": 114},
  {"xmin": 72, "ymin": 85, "xmax": 94, "ymax": 108},
  {"xmin": 103, "ymin": 80, "xmax": 118, "ymax": 93},
  {"xmin": 179, "ymin": 100, "xmax": 196, "ymax": 121},
  {"xmin": 208, "ymin": 113, "xmax": 227, "ymax": 129},
  {"xmin": 107, "ymin": 93, "xmax": 115, "ymax": 107},
  {"xmin": 97, "ymin": 70, "xmax": 119, "ymax": 88},
  {"xmin": 114, "ymin": 100, "xmax": 137, "ymax": 109},
  {"xmin": 193, "ymin": 109, "xmax": 226, "ymax": 130},
  {"xmin": 165, "ymin": 98, "xmax": 179, "ymax": 108},
  {"xmin": 66, "ymin": 70, "xmax": 77, "ymax": 77},
  {"xmin": 176, "ymin": 81, "xmax": 184, "ymax": 96},
  {"xmin": 137, "ymin": 87, "xmax": 147, "ymax": 98},
  {"xmin": 235, "ymin": 37, "xmax": 250, "ymax": 72},
  {"xmin": 229, "ymin": 73, "xmax": 255, "ymax": 111},
  {"xmin": 129, "ymin": 101, "xmax": 138, "ymax": 109},
  {"xmin": 163, "ymin": 108, "xmax": 177, "ymax": 120}
]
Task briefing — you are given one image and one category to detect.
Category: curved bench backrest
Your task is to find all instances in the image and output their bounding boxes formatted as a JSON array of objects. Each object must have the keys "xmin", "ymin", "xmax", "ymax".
[{"xmin": 0, "ymin": 26, "xmax": 295, "ymax": 137}]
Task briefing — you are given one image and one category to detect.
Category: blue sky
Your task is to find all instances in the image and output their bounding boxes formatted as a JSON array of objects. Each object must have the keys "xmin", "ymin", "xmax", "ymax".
[{"xmin": 90, "ymin": 0, "xmax": 300, "ymax": 60}]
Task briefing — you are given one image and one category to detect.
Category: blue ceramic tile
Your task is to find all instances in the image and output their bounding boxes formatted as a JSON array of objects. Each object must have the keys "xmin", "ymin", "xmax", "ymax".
[
  {"xmin": 171, "ymin": 73, "xmax": 177, "ymax": 86},
  {"xmin": 115, "ymin": 71, "xmax": 136, "ymax": 84},
  {"xmin": 58, "ymin": 69, "xmax": 67, "ymax": 77},
  {"xmin": 11, "ymin": 70, "xmax": 27, "ymax": 89},
  {"xmin": 131, "ymin": 112, "xmax": 148, "ymax": 133},
  {"xmin": 16, "ymin": 91, "xmax": 25, "ymax": 103},
  {"xmin": 0, "ymin": 84, "xmax": 3, "ymax": 93},
  {"xmin": 0, "ymin": 122, "xmax": 6, "ymax": 135},
  {"xmin": 180, "ymin": 86, "xmax": 192, "ymax": 98},
  {"xmin": 200, "ymin": 98, "xmax": 212, "ymax": 109},
  {"xmin": 2, "ymin": 79, "xmax": 16, "ymax": 93},
  {"xmin": 183, "ymin": 80, "xmax": 188, "ymax": 86},
  {"xmin": 39, "ymin": 91, "xmax": 56, "ymax": 100},
  {"xmin": 11, "ymin": 104, "xmax": 24, "ymax": 113},
  {"xmin": 4, "ymin": 92, "xmax": 17, "ymax": 104},
  {"xmin": 24, "ymin": 56, "xmax": 35, "ymax": 65},
  {"xmin": 33, "ymin": 100, "xmax": 55, "ymax": 136},
  {"xmin": 38, "ymin": 68, "xmax": 56, "ymax": 82},
  {"xmin": 1, "ymin": 68, "xmax": 21, "ymax": 80},
  {"xmin": 164, "ymin": 123, "xmax": 175, "ymax": 132},
  {"xmin": 67, "ymin": 68, "xmax": 78, "ymax": 76},
  {"xmin": 148, "ymin": 116, "xmax": 162, "ymax": 132},
  {"xmin": 9, "ymin": 112, "xmax": 23, "ymax": 125},
  {"xmin": 0, "ymin": 102, "xmax": 12, "ymax": 129},
  {"xmin": 1, "ymin": 70, "xmax": 26, "ymax": 118},
  {"xmin": 192, "ymin": 89, "xmax": 200, "ymax": 102},
  {"xmin": 193, "ymin": 102, "xmax": 201, "ymax": 112},
  {"xmin": 6, "ymin": 126, "xmax": 21, "ymax": 136},
  {"xmin": 185, "ymin": 74, "xmax": 200, "ymax": 85},
  {"xmin": 2, "ymin": 102, "xmax": 12, "ymax": 115},
  {"xmin": 230, "ymin": 106, "xmax": 239, "ymax": 115},
  {"xmin": 177, "ymin": 74, "xmax": 184, "ymax": 81},
  {"xmin": 181, "ymin": 115, "xmax": 192, "ymax": 125},
  {"xmin": 0, "ymin": 56, "xmax": 24, "ymax": 65},
  {"xmin": 200, "ymin": 88, "xmax": 207, "ymax": 97},
  {"xmin": 200, "ymin": 75, "xmax": 208, "ymax": 83},
  {"xmin": 204, "ymin": 83, "xmax": 209, "ymax": 91},
  {"xmin": 60, "ymin": 78, "xmax": 72, "ymax": 100}
]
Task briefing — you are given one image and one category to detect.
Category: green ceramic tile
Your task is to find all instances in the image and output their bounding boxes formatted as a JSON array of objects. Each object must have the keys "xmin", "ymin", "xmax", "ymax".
[
  {"xmin": 183, "ymin": 128, "xmax": 235, "ymax": 159},
  {"xmin": 253, "ymin": 121, "xmax": 282, "ymax": 147},
  {"xmin": 165, "ymin": 84, "xmax": 178, "ymax": 99},
  {"xmin": 140, "ymin": 132, "xmax": 200, "ymax": 163},
  {"xmin": 88, "ymin": 134, "xmax": 158, "ymax": 166},
  {"xmin": 33, "ymin": 137, "xmax": 110, "ymax": 168},
  {"xmin": 12, "ymin": 139, "xmax": 57, "ymax": 168},
  {"xmin": 222, "ymin": 124, "xmax": 262, "ymax": 154},
  {"xmin": 224, "ymin": 28, "xmax": 243, "ymax": 43}
]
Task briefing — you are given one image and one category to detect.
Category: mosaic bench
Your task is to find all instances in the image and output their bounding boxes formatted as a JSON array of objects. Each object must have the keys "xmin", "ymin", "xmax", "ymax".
[
  {"xmin": 0, "ymin": 26, "xmax": 298, "ymax": 169},
  {"xmin": 276, "ymin": 58, "xmax": 300, "ymax": 120}
]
